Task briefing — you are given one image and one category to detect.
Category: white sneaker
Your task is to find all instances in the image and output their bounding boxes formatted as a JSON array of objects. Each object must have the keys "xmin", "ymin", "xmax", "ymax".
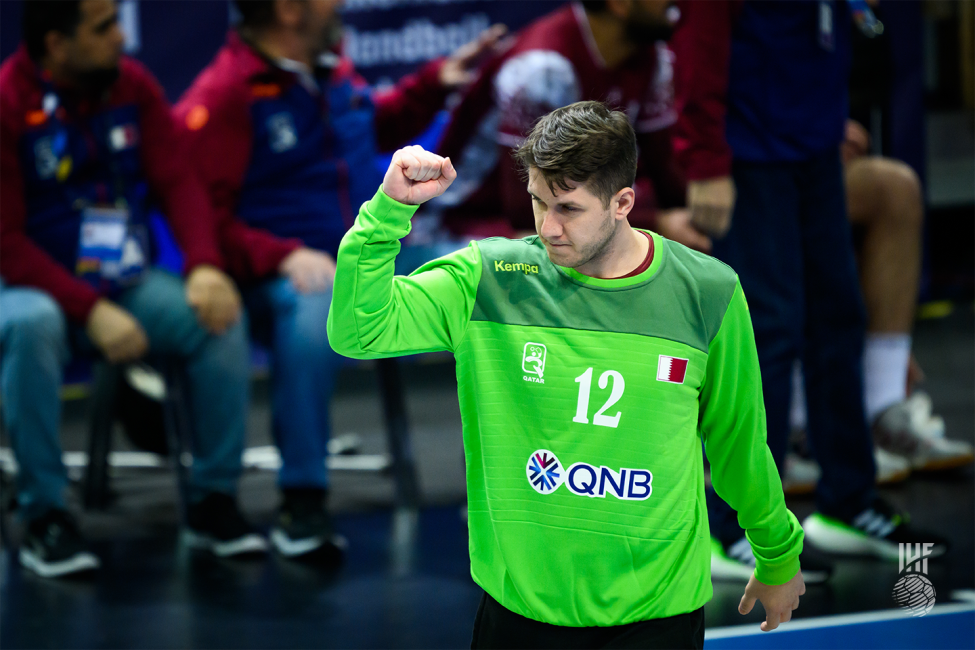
[
  {"xmin": 874, "ymin": 392, "xmax": 974, "ymax": 471},
  {"xmin": 874, "ymin": 448, "xmax": 911, "ymax": 484},
  {"xmin": 710, "ymin": 536, "xmax": 833, "ymax": 584},
  {"xmin": 783, "ymin": 453, "xmax": 820, "ymax": 495},
  {"xmin": 783, "ymin": 449, "xmax": 908, "ymax": 491}
]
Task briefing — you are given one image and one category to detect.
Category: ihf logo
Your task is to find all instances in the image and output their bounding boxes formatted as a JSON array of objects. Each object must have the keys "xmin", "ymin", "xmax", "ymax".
[
  {"xmin": 526, "ymin": 450, "xmax": 652, "ymax": 500},
  {"xmin": 892, "ymin": 543, "xmax": 937, "ymax": 616}
]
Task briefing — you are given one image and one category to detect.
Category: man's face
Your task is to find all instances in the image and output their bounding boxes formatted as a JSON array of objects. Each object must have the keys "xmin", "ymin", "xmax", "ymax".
[
  {"xmin": 622, "ymin": 0, "xmax": 678, "ymax": 43},
  {"xmin": 56, "ymin": 0, "xmax": 124, "ymax": 83},
  {"xmin": 302, "ymin": 0, "xmax": 345, "ymax": 55},
  {"xmin": 529, "ymin": 169, "xmax": 618, "ymax": 270}
]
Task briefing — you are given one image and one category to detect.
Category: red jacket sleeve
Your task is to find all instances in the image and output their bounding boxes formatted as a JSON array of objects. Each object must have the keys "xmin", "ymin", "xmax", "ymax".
[
  {"xmin": 174, "ymin": 79, "xmax": 299, "ymax": 284},
  {"xmin": 0, "ymin": 88, "xmax": 102, "ymax": 324},
  {"xmin": 671, "ymin": 0, "xmax": 737, "ymax": 181},
  {"xmin": 370, "ymin": 58, "xmax": 449, "ymax": 152},
  {"xmin": 128, "ymin": 61, "xmax": 224, "ymax": 272},
  {"xmin": 637, "ymin": 127, "xmax": 686, "ymax": 210}
]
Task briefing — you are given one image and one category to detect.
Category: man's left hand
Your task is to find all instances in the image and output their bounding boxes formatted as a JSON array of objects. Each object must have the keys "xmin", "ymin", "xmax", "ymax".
[
  {"xmin": 279, "ymin": 247, "xmax": 337, "ymax": 294},
  {"xmin": 439, "ymin": 24, "xmax": 508, "ymax": 90},
  {"xmin": 739, "ymin": 571, "xmax": 805, "ymax": 632},
  {"xmin": 185, "ymin": 265, "xmax": 241, "ymax": 335}
]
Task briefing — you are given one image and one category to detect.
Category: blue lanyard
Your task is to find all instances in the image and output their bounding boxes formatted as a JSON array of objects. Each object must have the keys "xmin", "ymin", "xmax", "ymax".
[{"xmin": 36, "ymin": 75, "xmax": 132, "ymax": 208}]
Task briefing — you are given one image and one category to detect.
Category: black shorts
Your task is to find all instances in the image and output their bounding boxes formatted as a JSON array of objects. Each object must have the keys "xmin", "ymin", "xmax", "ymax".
[{"xmin": 470, "ymin": 592, "xmax": 705, "ymax": 649}]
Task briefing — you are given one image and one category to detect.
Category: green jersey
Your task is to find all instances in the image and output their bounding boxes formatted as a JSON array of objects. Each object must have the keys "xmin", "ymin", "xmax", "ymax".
[{"xmin": 327, "ymin": 189, "xmax": 803, "ymax": 627}]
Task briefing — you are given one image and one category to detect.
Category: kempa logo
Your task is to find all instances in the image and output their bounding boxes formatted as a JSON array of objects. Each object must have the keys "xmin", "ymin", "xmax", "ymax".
[
  {"xmin": 495, "ymin": 259, "xmax": 540, "ymax": 275},
  {"xmin": 522, "ymin": 342, "xmax": 546, "ymax": 384},
  {"xmin": 526, "ymin": 450, "xmax": 652, "ymax": 501},
  {"xmin": 892, "ymin": 543, "xmax": 937, "ymax": 616}
]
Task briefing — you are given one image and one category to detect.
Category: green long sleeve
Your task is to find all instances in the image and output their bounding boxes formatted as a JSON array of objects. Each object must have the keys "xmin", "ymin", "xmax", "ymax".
[
  {"xmin": 327, "ymin": 188, "xmax": 483, "ymax": 359},
  {"xmin": 699, "ymin": 282, "xmax": 804, "ymax": 586}
]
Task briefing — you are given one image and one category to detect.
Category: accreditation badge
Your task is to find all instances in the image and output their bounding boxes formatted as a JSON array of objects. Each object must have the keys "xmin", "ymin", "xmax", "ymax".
[{"xmin": 76, "ymin": 206, "xmax": 147, "ymax": 289}]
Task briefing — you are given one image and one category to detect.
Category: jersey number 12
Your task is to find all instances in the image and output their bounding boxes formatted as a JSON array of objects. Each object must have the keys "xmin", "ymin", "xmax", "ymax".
[{"xmin": 573, "ymin": 367, "xmax": 625, "ymax": 428}]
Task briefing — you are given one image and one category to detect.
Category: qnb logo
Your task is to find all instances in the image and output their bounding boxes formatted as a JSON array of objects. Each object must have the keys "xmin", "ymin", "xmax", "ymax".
[
  {"xmin": 566, "ymin": 463, "xmax": 652, "ymax": 501},
  {"xmin": 526, "ymin": 451, "xmax": 652, "ymax": 501},
  {"xmin": 527, "ymin": 450, "xmax": 564, "ymax": 494}
]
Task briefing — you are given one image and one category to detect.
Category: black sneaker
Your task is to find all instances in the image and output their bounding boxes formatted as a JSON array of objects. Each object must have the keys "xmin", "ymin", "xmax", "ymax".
[
  {"xmin": 803, "ymin": 497, "xmax": 950, "ymax": 561},
  {"xmin": 271, "ymin": 488, "xmax": 347, "ymax": 560},
  {"xmin": 183, "ymin": 492, "xmax": 268, "ymax": 557},
  {"xmin": 19, "ymin": 509, "xmax": 100, "ymax": 578},
  {"xmin": 710, "ymin": 535, "xmax": 833, "ymax": 584}
]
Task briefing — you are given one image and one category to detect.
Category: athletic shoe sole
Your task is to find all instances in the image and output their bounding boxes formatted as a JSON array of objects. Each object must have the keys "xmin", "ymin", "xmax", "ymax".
[
  {"xmin": 876, "ymin": 466, "xmax": 911, "ymax": 484},
  {"xmin": 181, "ymin": 528, "xmax": 268, "ymax": 557},
  {"xmin": 802, "ymin": 513, "xmax": 947, "ymax": 562},
  {"xmin": 710, "ymin": 547, "xmax": 831, "ymax": 584},
  {"xmin": 912, "ymin": 453, "xmax": 975, "ymax": 472},
  {"xmin": 271, "ymin": 528, "xmax": 349, "ymax": 558},
  {"xmin": 783, "ymin": 481, "xmax": 817, "ymax": 496},
  {"xmin": 19, "ymin": 548, "xmax": 100, "ymax": 578}
]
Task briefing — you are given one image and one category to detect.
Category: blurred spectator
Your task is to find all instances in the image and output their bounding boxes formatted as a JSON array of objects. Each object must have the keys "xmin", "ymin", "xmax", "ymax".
[
  {"xmin": 789, "ymin": 121, "xmax": 974, "ymax": 480},
  {"xmin": 428, "ymin": 0, "xmax": 709, "ymax": 251},
  {"xmin": 0, "ymin": 0, "xmax": 266, "ymax": 577},
  {"xmin": 671, "ymin": 0, "xmax": 949, "ymax": 580},
  {"xmin": 174, "ymin": 0, "xmax": 503, "ymax": 561}
]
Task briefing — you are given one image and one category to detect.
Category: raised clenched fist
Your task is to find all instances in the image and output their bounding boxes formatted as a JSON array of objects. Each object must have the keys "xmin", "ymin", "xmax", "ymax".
[{"xmin": 381, "ymin": 145, "xmax": 457, "ymax": 206}]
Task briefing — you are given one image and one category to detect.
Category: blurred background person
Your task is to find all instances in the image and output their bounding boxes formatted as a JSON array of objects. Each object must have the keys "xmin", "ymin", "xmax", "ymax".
[
  {"xmin": 174, "ymin": 0, "xmax": 503, "ymax": 561},
  {"xmin": 670, "ymin": 0, "xmax": 950, "ymax": 581},
  {"xmin": 426, "ymin": 0, "xmax": 710, "ymax": 252},
  {"xmin": 0, "ymin": 0, "xmax": 264, "ymax": 578},
  {"xmin": 841, "ymin": 119, "xmax": 972, "ymax": 471},
  {"xmin": 786, "ymin": 119, "xmax": 974, "ymax": 494}
]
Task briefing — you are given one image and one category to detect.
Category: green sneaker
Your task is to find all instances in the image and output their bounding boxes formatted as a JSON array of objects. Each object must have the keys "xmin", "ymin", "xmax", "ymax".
[{"xmin": 802, "ymin": 498, "xmax": 949, "ymax": 561}]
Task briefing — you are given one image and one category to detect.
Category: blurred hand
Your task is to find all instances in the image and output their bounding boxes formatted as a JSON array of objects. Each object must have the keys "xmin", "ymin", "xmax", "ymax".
[
  {"xmin": 739, "ymin": 571, "xmax": 805, "ymax": 632},
  {"xmin": 86, "ymin": 299, "xmax": 149, "ymax": 364},
  {"xmin": 382, "ymin": 145, "xmax": 457, "ymax": 205},
  {"xmin": 279, "ymin": 247, "xmax": 337, "ymax": 294},
  {"xmin": 687, "ymin": 176, "xmax": 736, "ymax": 238},
  {"xmin": 185, "ymin": 265, "xmax": 241, "ymax": 335},
  {"xmin": 439, "ymin": 24, "xmax": 507, "ymax": 89},
  {"xmin": 841, "ymin": 119, "xmax": 871, "ymax": 166},
  {"xmin": 654, "ymin": 208, "xmax": 713, "ymax": 253}
]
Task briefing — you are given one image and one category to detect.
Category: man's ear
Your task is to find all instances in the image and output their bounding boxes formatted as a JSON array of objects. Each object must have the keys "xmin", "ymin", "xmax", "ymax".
[
  {"xmin": 606, "ymin": 0, "xmax": 633, "ymax": 21},
  {"xmin": 613, "ymin": 187, "xmax": 636, "ymax": 222},
  {"xmin": 44, "ymin": 31, "xmax": 69, "ymax": 67},
  {"xmin": 275, "ymin": 0, "xmax": 304, "ymax": 29}
]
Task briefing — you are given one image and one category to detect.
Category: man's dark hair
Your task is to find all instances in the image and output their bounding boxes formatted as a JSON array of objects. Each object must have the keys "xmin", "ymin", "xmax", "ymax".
[
  {"xmin": 514, "ymin": 101, "xmax": 637, "ymax": 207},
  {"xmin": 234, "ymin": 0, "xmax": 277, "ymax": 30},
  {"xmin": 23, "ymin": 0, "xmax": 82, "ymax": 61}
]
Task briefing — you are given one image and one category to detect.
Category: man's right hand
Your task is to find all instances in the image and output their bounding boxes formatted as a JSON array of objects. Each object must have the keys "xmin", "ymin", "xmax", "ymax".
[
  {"xmin": 85, "ymin": 299, "xmax": 149, "ymax": 364},
  {"xmin": 382, "ymin": 145, "xmax": 457, "ymax": 206},
  {"xmin": 655, "ymin": 208, "xmax": 713, "ymax": 253},
  {"xmin": 688, "ymin": 176, "xmax": 736, "ymax": 238}
]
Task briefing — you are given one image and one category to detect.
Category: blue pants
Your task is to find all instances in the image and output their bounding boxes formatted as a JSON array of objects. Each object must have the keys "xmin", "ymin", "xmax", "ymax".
[
  {"xmin": 243, "ymin": 277, "xmax": 343, "ymax": 490},
  {"xmin": 707, "ymin": 151, "xmax": 877, "ymax": 544},
  {"xmin": 0, "ymin": 270, "xmax": 249, "ymax": 521}
]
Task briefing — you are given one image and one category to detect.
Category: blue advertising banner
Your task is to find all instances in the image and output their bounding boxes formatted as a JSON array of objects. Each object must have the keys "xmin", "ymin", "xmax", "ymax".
[
  {"xmin": 1, "ymin": 0, "xmax": 559, "ymax": 100},
  {"xmin": 341, "ymin": 0, "xmax": 559, "ymax": 86}
]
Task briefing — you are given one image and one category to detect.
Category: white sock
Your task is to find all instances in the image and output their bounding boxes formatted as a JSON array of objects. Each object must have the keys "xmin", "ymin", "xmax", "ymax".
[
  {"xmin": 789, "ymin": 360, "xmax": 807, "ymax": 432},
  {"xmin": 863, "ymin": 333, "xmax": 912, "ymax": 422}
]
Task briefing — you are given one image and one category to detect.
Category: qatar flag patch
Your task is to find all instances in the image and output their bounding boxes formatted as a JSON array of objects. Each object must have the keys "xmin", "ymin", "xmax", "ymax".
[{"xmin": 656, "ymin": 355, "xmax": 688, "ymax": 384}]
